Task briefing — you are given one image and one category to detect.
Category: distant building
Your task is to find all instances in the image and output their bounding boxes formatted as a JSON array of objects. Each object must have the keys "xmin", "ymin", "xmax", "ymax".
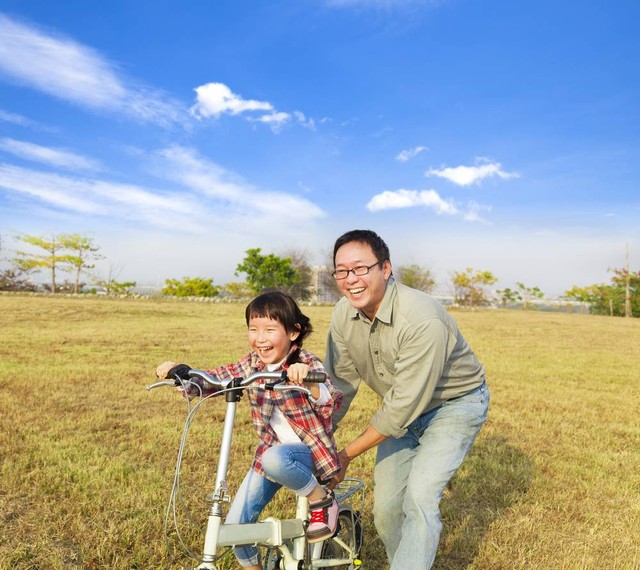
[{"xmin": 310, "ymin": 266, "xmax": 341, "ymax": 304}]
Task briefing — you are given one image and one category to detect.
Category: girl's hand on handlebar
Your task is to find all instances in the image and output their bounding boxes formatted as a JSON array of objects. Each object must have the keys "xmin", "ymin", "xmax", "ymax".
[
  {"xmin": 287, "ymin": 363, "xmax": 320, "ymax": 399},
  {"xmin": 156, "ymin": 361, "xmax": 177, "ymax": 379},
  {"xmin": 286, "ymin": 363, "xmax": 310, "ymax": 385}
]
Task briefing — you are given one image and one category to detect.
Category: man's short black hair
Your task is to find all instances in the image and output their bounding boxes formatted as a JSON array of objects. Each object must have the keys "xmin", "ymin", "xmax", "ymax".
[{"xmin": 333, "ymin": 229, "xmax": 391, "ymax": 266}]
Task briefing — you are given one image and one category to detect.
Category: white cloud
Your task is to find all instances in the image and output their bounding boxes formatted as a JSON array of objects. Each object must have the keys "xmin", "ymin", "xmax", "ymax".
[
  {"xmin": 190, "ymin": 82, "xmax": 274, "ymax": 119},
  {"xmin": 0, "ymin": 14, "xmax": 183, "ymax": 126},
  {"xmin": 425, "ymin": 159, "xmax": 519, "ymax": 186},
  {"xmin": 463, "ymin": 201, "xmax": 493, "ymax": 224},
  {"xmin": 396, "ymin": 145, "xmax": 427, "ymax": 162},
  {"xmin": 294, "ymin": 111, "xmax": 316, "ymax": 130},
  {"xmin": 190, "ymin": 82, "xmax": 316, "ymax": 133},
  {"xmin": 0, "ymin": 108, "xmax": 33, "ymax": 127},
  {"xmin": 366, "ymin": 188, "xmax": 458, "ymax": 215},
  {"xmin": 0, "ymin": 163, "xmax": 196, "ymax": 223},
  {"xmin": 156, "ymin": 146, "xmax": 326, "ymax": 220},
  {"xmin": 251, "ymin": 111, "xmax": 292, "ymax": 133},
  {"xmin": 0, "ymin": 138, "xmax": 102, "ymax": 171}
]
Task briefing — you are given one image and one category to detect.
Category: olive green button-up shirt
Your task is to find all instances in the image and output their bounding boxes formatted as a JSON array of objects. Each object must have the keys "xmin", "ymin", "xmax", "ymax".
[{"xmin": 325, "ymin": 278, "xmax": 485, "ymax": 438}]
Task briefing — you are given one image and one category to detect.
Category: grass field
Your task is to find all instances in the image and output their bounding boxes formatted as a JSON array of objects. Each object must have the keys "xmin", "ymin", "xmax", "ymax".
[{"xmin": 1, "ymin": 295, "xmax": 639, "ymax": 570}]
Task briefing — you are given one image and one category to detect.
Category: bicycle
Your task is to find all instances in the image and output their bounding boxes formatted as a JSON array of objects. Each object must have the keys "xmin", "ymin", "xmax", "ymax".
[{"xmin": 147, "ymin": 368, "xmax": 365, "ymax": 570}]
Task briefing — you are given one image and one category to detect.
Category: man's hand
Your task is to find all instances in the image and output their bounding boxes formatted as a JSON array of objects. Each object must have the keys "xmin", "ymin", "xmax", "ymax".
[{"xmin": 328, "ymin": 449, "xmax": 352, "ymax": 490}]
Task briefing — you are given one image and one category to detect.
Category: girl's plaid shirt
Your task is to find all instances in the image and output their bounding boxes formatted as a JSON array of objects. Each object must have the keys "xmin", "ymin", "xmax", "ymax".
[{"xmin": 198, "ymin": 346, "xmax": 343, "ymax": 482}]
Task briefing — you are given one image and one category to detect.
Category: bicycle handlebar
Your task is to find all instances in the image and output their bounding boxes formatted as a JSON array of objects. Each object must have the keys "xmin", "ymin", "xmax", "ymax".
[{"xmin": 145, "ymin": 369, "xmax": 327, "ymax": 392}]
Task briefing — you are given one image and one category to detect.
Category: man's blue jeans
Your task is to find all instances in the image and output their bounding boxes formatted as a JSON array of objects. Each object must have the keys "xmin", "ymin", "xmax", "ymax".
[
  {"xmin": 225, "ymin": 443, "xmax": 317, "ymax": 567},
  {"xmin": 373, "ymin": 382, "xmax": 490, "ymax": 569}
]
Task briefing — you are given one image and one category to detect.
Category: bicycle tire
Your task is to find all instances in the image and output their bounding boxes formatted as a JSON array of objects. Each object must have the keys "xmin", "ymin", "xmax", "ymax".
[
  {"xmin": 262, "ymin": 545, "xmax": 282, "ymax": 570},
  {"xmin": 319, "ymin": 506, "xmax": 363, "ymax": 570}
]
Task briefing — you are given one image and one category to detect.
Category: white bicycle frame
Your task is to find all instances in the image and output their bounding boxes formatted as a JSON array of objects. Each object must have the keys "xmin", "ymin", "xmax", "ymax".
[{"xmin": 148, "ymin": 369, "xmax": 364, "ymax": 570}]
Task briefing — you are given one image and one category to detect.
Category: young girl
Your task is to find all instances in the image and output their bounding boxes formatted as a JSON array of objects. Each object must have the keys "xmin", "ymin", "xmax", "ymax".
[{"xmin": 156, "ymin": 291, "xmax": 342, "ymax": 570}]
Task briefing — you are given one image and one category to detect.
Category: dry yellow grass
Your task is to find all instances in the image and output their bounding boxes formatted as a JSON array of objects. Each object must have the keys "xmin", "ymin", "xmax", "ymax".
[{"xmin": 0, "ymin": 295, "xmax": 638, "ymax": 569}]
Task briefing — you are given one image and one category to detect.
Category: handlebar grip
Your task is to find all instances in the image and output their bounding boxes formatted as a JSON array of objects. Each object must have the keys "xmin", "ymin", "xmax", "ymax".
[{"xmin": 304, "ymin": 371, "xmax": 327, "ymax": 383}]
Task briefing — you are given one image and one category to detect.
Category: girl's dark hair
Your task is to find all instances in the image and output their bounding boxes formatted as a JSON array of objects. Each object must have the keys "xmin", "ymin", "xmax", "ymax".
[
  {"xmin": 245, "ymin": 290, "xmax": 312, "ymax": 365},
  {"xmin": 333, "ymin": 229, "xmax": 391, "ymax": 266}
]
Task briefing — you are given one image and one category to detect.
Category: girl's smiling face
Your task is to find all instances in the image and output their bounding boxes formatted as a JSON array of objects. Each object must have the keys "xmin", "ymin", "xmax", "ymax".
[{"xmin": 248, "ymin": 316, "xmax": 300, "ymax": 365}]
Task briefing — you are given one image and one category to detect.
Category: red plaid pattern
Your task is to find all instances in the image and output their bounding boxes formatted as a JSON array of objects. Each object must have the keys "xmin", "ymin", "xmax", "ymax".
[{"xmin": 199, "ymin": 346, "xmax": 343, "ymax": 482}]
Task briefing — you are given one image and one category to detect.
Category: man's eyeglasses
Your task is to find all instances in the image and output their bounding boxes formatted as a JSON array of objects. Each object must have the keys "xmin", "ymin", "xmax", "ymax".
[{"xmin": 332, "ymin": 262, "xmax": 380, "ymax": 280}]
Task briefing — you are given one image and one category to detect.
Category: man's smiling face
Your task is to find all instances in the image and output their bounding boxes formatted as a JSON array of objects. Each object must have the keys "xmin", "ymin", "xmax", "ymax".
[{"xmin": 334, "ymin": 240, "xmax": 391, "ymax": 320}]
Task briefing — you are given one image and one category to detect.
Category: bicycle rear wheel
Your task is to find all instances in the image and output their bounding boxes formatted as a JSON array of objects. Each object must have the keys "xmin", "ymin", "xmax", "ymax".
[
  {"xmin": 262, "ymin": 546, "xmax": 282, "ymax": 570},
  {"xmin": 320, "ymin": 506, "xmax": 363, "ymax": 570}
]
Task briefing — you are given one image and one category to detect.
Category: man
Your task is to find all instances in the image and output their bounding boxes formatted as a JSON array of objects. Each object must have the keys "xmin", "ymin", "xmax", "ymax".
[{"xmin": 325, "ymin": 229, "xmax": 489, "ymax": 569}]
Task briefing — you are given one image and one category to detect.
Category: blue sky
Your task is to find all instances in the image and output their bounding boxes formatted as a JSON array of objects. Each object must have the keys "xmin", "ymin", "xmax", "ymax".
[{"xmin": 0, "ymin": 0, "xmax": 638, "ymax": 297}]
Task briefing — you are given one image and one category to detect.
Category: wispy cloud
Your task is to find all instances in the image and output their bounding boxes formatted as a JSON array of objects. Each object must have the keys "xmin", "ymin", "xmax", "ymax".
[
  {"xmin": 366, "ymin": 188, "xmax": 458, "ymax": 215},
  {"xmin": 155, "ymin": 146, "xmax": 326, "ymax": 219},
  {"xmin": 396, "ymin": 145, "xmax": 427, "ymax": 162},
  {"xmin": 0, "ymin": 108, "xmax": 34, "ymax": 127},
  {"xmin": 0, "ymin": 163, "xmax": 196, "ymax": 223},
  {"xmin": 425, "ymin": 158, "xmax": 519, "ymax": 186},
  {"xmin": 366, "ymin": 188, "xmax": 492, "ymax": 223},
  {"xmin": 463, "ymin": 201, "xmax": 492, "ymax": 224},
  {"xmin": 0, "ymin": 138, "xmax": 102, "ymax": 171},
  {"xmin": 0, "ymin": 14, "xmax": 183, "ymax": 126},
  {"xmin": 190, "ymin": 81, "xmax": 314, "ymax": 132}
]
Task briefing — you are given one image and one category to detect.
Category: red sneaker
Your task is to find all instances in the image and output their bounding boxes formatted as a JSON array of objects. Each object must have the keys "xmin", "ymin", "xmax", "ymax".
[{"xmin": 306, "ymin": 492, "xmax": 339, "ymax": 543}]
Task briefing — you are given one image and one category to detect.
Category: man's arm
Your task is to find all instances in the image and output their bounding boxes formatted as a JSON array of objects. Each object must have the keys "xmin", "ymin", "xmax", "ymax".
[{"xmin": 329, "ymin": 424, "xmax": 388, "ymax": 489}]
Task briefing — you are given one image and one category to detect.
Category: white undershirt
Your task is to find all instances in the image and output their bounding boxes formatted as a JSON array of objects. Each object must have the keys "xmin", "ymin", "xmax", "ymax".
[{"xmin": 267, "ymin": 361, "xmax": 330, "ymax": 443}]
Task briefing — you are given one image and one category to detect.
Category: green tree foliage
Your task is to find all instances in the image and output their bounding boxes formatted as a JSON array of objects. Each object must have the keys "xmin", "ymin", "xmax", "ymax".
[
  {"xmin": 0, "ymin": 268, "xmax": 37, "ymax": 292},
  {"xmin": 516, "ymin": 282, "xmax": 544, "ymax": 308},
  {"xmin": 162, "ymin": 276, "xmax": 220, "ymax": 297},
  {"xmin": 495, "ymin": 287, "xmax": 522, "ymax": 307},
  {"xmin": 93, "ymin": 264, "xmax": 136, "ymax": 296},
  {"xmin": 397, "ymin": 264, "xmax": 436, "ymax": 293},
  {"xmin": 565, "ymin": 267, "xmax": 640, "ymax": 317},
  {"xmin": 14, "ymin": 234, "xmax": 69, "ymax": 294},
  {"xmin": 224, "ymin": 281, "xmax": 253, "ymax": 300},
  {"xmin": 93, "ymin": 278, "xmax": 136, "ymax": 295},
  {"xmin": 452, "ymin": 267, "xmax": 497, "ymax": 307},
  {"xmin": 235, "ymin": 248, "xmax": 300, "ymax": 296},
  {"xmin": 59, "ymin": 234, "xmax": 103, "ymax": 294}
]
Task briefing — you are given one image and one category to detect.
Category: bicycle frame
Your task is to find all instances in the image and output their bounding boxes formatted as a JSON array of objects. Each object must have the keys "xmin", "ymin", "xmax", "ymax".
[{"xmin": 148, "ymin": 369, "xmax": 364, "ymax": 570}]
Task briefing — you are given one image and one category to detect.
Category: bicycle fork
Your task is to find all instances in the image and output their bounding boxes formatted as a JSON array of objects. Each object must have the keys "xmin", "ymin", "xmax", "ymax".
[{"xmin": 197, "ymin": 395, "xmax": 239, "ymax": 569}]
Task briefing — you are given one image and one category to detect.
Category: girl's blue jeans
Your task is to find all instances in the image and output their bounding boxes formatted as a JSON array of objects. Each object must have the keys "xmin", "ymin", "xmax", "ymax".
[
  {"xmin": 225, "ymin": 443, "xmax": 318, "ymax": 567},
  {"xmin": 373, "ymin": 381, "xmax": 490, "ymax": 569}
]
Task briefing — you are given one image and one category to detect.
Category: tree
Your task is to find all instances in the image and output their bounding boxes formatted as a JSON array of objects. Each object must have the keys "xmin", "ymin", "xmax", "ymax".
[
  {"xmin": 162, "ymin": 276, "xmax": 220, "ymax": 297},
  {"xmin": 515, "ymin": 282, "xmax": 544, "ymax": 309},
  {"xmin": 451, "ymin": 268, "xmax": 497, "ymax": 307},
  {"xmin": 93, "ymin": 264, "xmax": 136, "ymax": 295},
  {"xmin": 14, "ymin": 233, "xmax": 69, "ymax": 294},
  {"xmin": 397, "ymin": 264, "xmax": 436, "ymax": 293},
  {"xmin": 565, "ymin": 267, "xmax": 640, "ymax": 317},
  {"xmin": 0, "ymin": 268, "xmax": 37, "ymax": 292},
  {"xmin": 224, "ymin": 281, "xmax": 253, "ymax": 300},
  {"xmin": 59, "ymin": 233, "xmax": 103, "ymax": 294},
  {"xmin": 235, "ymin": 248, "xmax": 300, "ymax": 296},
  {"xmin": 281, "ymin": 248, "xmax": 313, "ymax": 301},
  {"xmin": 495, "ymin": 287, "xmax": 522, "ymax": 308}
]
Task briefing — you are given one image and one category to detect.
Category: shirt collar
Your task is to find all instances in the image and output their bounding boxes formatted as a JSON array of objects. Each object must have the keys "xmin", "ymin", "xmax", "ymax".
[{"xmin": 348, "ymin": 276, "xmax": 396, "ymax": 324}]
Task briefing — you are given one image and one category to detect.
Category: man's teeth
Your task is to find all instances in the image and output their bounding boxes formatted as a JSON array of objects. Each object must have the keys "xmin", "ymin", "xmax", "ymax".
[{"xmin": 350, "ymin": 287, "xmax": 365, "ymax": 294}]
